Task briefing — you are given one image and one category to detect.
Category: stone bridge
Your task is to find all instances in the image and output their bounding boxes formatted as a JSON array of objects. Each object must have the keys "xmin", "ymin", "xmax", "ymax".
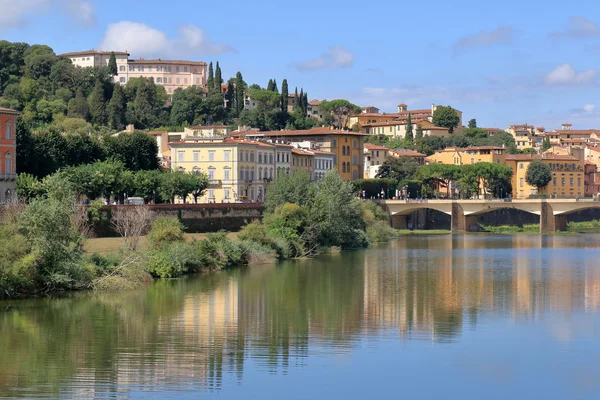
[{"xmin": 379, "ymin": 199, "xmax": 600, "ymax": 233}]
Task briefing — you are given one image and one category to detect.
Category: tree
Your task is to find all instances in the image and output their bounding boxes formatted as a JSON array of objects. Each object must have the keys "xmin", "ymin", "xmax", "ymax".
[
  {"xmin": 67, "ymin": 88, "xmax": 89, "ymax": 120},
  {"xmin": 214, "ymin": 61, "xmax": 222, "ymax": 91},
  {"xmin": 542, "ymin": 136, "xmax": 551, "ymax": 152},
  {"xmin": 280, "ymin": 79, "xmax": 289, "ymax": 112},
  {"xmin": 225, "ymin": 80, "xmax": 234, "ymax": 109},
  {"xmin": 110, "ymin": 206, "xmax": 154, "ymax": 250},
  {"xmin": 415, "ymin": 124, "xmax": 423, "ymax": 140},
  {"xmin": 87, "ymin": 80, "xmax": 108, "ymax": 126},
  {"xmin": 264, "ymin": 171, "xmax": 314, "ymax": 212},
  {"xmin": 234, "ymin": 72, "xmax": 246, "ymax": 114},
  {"xmin": 468, "ymin": 118, "xmax": 477, "ymax": 128},
  {"xmin": 104, "ymin": 131, "xmax": 159, "ymax": 171},
  {"xmin": 190, "ymin": 172, "xmax": 209, "ymax": 203},
  {"xmin": 267, "ymin": 79, "xmax": 274, "ymax": 91},
  {"xmin": 432, "ymin": 105, "xmax": 460, "ymax": 133},
  {"xmin": 272, "ymin": 79, "xmax": 278, "ymax": 93},
  {"xmin": 159, "ymin": 171, "xmax": 198, "ymax": 203},
  {"xmin": 108, "ymin": 83, "xmax": 126, "ymax": 130},
  {"xmin": 207, "ymin": 62, "xmax": 214, "ymax": 91},
  {"xmin": 108, "ymin": 52, "xmax": 118, "ymax": 76},
  {"xmin": 405, "ymin": 113, "xmax": 413, "ymax": 141},
  {"xmin": 376, "ymin": 156, "xmax": 420, "ymax": 183},
  {"xmin": 319, "ymin": 99, "xmax": 361, "ymax": 129},
  {"xmin": 133, "ymin": 169, "xmax": 163, "ymax": 203},
  {"xmin": 525, "ymin": 160, "xmax": 552, "ymax": 192}
]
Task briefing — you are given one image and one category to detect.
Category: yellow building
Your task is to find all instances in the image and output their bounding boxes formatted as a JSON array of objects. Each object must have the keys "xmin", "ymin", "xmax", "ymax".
[
  {"xmin": 240, "ymin": 127, "xmax": 365, "ymax": 181},
  {"xmin": 505, "ymin": 154, "xmax": 584, "ymax": 199},
  {"xmin": 169, "ymin": 135, "xmax": 292, "ymax": 203},
  {"xmin": 425, "ymin": 146, "xmax": 507, "ymax": 165}
]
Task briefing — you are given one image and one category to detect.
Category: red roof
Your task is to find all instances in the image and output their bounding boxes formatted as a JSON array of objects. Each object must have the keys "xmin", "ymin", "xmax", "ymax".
[
  {"xmin": 0, "ymin": 107, "xmax": 20, "ymax": 115},
  {"xmin": 256, "ymin": 127, "xmax": 367, "ymax": 137},
  {"xmin": 390, "ymin": 149, "xmax": 426, "ymax": 157},
  {"xmin": 364, "ymin": 143, "xmax": 389, "ymax": 151},
  {"xmin": 60, "ymin": 49, "xmax": 129, "ymax": 57},
  {"xmin": 128, "ymin": 59, "xmax": 207, "ymax": 66},
  {"xmin": 506, "ymin": 154, "xmax": 580, "ymax": 161},
  {"xmin": 292, "ymin": 148, "xmax": 314, "ymax": 156},
  {"xmin": 188, "ymin": 125, "xmax": 229, "ymax": 129}
]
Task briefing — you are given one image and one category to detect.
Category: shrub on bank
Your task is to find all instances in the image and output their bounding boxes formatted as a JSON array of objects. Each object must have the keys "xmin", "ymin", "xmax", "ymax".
[{"xmin": 147, "ymin": 217, "xmax": 185, "ymax": 247}]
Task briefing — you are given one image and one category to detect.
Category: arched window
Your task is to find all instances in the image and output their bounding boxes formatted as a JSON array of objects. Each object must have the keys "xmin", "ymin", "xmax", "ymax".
[
  {"xmin": 5, "ymin": 152, "xmax": 13, "ymax": 174},
  {"xmin": 5, "ymin": 121, "xmax": 12, "ymax": 140},
  {"xmin": 342, "ymin": 146, "xmax": 346, "ymax": 156}
]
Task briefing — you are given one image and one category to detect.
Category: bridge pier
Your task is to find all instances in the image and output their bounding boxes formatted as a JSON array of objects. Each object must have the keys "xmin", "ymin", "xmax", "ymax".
[
  {"xmin": 451, "ymin": 202, "xmax": 477, "ymax": 232},
  {"xmin": 540, "ymin": 201, "xmax": 567, "ymax": 233},
  {"xmin": 390, "ymin": 214, "xmax": 408, "ymax": 229}
]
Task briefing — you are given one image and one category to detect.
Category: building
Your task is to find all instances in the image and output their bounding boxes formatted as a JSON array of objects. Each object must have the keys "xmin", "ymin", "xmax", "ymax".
[
  {"xmin": 545, "ymin": 124, "xmax": 600, "ymax": 144},
  {"xmin": 425, "ymin": 146, "xmax": 507, "ymax": 165},
  {"xmin": 311, "ymin": 149, "xmax": 336, "ymax": 180},
  {"xmin": 0, "ymin": 108, "xmax": 18, "ymax": 203},
  {"xmin": 59, "ymin": 50, "xmax": 207, "ymax": 93},
  {"xmin": 505, "ymin": 154, "xmax": 584, "ymax": 199},
  {"xmin": 584, "ymin": 162, "xmax": 600, "ymax": 197},
  {"xmin": 363, "ymin": 143, "xmax": 390, "ymax": 179},
  {"xmin": 348, "ymin": 104, "xmax": 463, "ymax": 133},
  {"xmin": 507, "ymin": 124, "xmax": 535, "ymax": 150},
  {"xmin": 585, "ymin": 146, "xmax": 600, "ymax": 167},
  {"xmin": 239, "ymin": 127, "xmax": 366, "ymax": 181},
  {"xmin": 169, "ymin": 135, "xmax": 284, "ymax": 203},
  {"xmin": 291, "ymin": 148, "xmax": 314, "ymax": 176},
  {"xmin": 389, "ymin": 149, "xmax": 427, "ymax": 165},
  {"xmin": 307, "ymin": 100, "xmax": 324, "ymax": 121}
]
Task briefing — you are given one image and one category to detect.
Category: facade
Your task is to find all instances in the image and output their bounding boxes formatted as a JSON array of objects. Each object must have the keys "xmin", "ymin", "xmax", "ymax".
[
  {"xmin": 60, "ymin": 50, "xmax": 207, "ymax": 93},
  {"xmin": 363, "ymin": 143, "xmax": 390, "ymax": 179},
  {"xmin": 506, "ymin": 124, "xmax": 536, "ymax": 150},
  {"xmin": 169, "ymin": 136, "xmax": 283, "ymax": 203},
  {"xmin": 307, "ymin": 100, "xmax": 324, "ymax": 121},
  {"xmin": 291, "ymin": 148, "xmax": 314, "ymax": 176},
  {"xmin": 545, "ymin": 125, "xmax": 600, "ymax": 144},
  {"xmin": 0, "ymin": 108, "xmax": 18, "ymax": 203},
  {"xmin": 311, "ymin": 150, "xmax": 336, "ymax": 180},
  {"xmin": 584, "ymin": 162, "xmax": 600, "ymax": 197},
  {"xmin": 505, "ymin": 154, "xmax": 584, "ymax": 199},
  {"xmin": 426, "ymin": 146, "xmax": 506, "ymax": 165},
  {"xmin": 240, "ymin": 128, "xmax": 366, "ymax": 181}
]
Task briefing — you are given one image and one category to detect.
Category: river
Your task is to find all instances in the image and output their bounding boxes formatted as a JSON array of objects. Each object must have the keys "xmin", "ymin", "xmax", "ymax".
[{"xmin": 2, "ymin": 234, "xmax": 600, "ymax": 399}]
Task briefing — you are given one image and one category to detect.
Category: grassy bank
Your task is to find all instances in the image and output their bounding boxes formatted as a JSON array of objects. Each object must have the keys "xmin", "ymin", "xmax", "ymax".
[
  {"xmin": 85, "ymin": 232, "xmax": 239, "ymax": 255},
  {"xmin": 395, "ymin": 229, "xmax": 451, "ymax": 235},
  {"xmin": 479, "ymin": 220, "xmax": 600, "ymax": 234}
]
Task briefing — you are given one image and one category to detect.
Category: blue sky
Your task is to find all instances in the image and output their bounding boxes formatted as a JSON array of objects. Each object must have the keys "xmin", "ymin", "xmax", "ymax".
[{"xmin": 2, "ymin": 0, "xmax": 599, "ymax": 129}]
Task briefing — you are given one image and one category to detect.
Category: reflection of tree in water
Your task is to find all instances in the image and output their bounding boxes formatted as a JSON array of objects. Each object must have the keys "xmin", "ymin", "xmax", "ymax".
[{"xmin": 1, "ymin": 235, "xmax": 599, "ymax": 397}]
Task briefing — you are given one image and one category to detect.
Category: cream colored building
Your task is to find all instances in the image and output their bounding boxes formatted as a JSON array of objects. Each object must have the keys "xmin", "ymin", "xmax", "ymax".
[
  {"xmin": 426, "ymin": 146, "xmax": 507, "ymax": 165},
  {"xmin": 363, "ymin": 143, "xmax": 390, "ymax": 178},
  {"xmin": 59, "ymin": 50, "xmax": 207, "ymax": 93}
]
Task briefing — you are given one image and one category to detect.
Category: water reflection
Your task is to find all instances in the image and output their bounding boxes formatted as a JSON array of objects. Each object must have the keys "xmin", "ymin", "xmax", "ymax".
[{"xmin": 1, "ymin": 234, "xmax": 600, "ymax": 398}]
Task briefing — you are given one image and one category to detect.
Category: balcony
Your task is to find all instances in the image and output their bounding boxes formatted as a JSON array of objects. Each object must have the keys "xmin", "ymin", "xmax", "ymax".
[
  {"xmin": 208, "ymin": 179, "xmax": 222, "ymax": 187},
  {"xmin": 0, "ymin": 173, "xmax": 16, "ymax": 181}
]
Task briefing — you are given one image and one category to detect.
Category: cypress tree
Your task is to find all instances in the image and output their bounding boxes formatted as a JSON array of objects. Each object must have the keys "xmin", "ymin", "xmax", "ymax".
[
  {"xmin": 108, "ymin": 83, "xmax": 126, "ymax": 130},
  {"xmin": 298, "ymin": 89, "xmax": 304, "ymax": 113},
  {"xmin": 267, "ymin": 79, "xmax": 274, "ymax": 91},
  {"xmin": 272, "ymin": 79, "xmax": 278, "ymax": 93},
  {"xmin": 108, "ymin": 52, "xmax": 118, "ymax": 76},
  {"xmin": 67, "ymin": 88, "xmax": 89, "ymax": 120},
  {"xmin": 214, "ymin": 61, "xmax": 222, "ymax": 91},
  {"xmin": 207, "ymin": 62, "xmax": 214, "ymax": 91},
  {"xmin": 234, "ymin": 72, "xmax": 246, "ymax": 114},
  {"xmin": 88, "ymin": 80, "xmax": 107, "ymax": 126},
  {"xmin": 225, "ymin": 81, "xmax": 234, "ymax": 109},
  {"xmin": 302, "ymin": 92, "xmax": 308, "ymax": 115},
  {"xmin": 280, "ymin": 79, "xmax": 289, "ymax": 112},
  {"xmin": 294, "ymin": 87, "xmax": 298, "ymax": 110},
  {"xmin": 415, "ymin": 124, "xmax": 423, "ymax": 140},
  {"xmin": 405, "ymin": 113, "xmax": 413, "ymax": 141}
]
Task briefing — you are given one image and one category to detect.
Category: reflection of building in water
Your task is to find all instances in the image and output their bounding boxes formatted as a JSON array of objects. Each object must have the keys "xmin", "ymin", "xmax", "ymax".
[{"xmin": 585, "ymin": 264, "xmax": 600, "ymax": 311}]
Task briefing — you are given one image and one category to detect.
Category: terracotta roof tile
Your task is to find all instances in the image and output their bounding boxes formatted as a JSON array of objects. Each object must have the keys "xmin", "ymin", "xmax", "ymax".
[
  {"xmin": 128, "ymin": 59, "xmax": 207, "ymax": 66},
  {"xmin": 364, "ymin": 143, "xmax": 390, "ymax": 151},
  {"xmin": 0, "ymin": 107, "xmax": 20, "ymax": 115},
  {"xmin": 60, "ymin": 50, "xmax": 129, "ymax": 57}
]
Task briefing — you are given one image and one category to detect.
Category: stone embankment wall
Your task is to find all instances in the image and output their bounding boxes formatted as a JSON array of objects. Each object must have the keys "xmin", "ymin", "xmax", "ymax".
[{"xmin": 92, "ymin": 203, "xmax": 264, "ymax": 237}]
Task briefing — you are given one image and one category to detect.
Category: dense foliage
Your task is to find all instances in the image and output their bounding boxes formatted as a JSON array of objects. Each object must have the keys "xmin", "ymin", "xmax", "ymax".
[{"xmin": 525, "ymin": 160, "xmax": 552, "ymax": 189}]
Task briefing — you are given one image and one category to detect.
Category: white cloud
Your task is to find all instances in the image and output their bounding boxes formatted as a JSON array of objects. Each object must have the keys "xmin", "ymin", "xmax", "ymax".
[
  {"xmin": 0, "ymin": 0, "xmax": 95, "ymax": 30},
  {"xmin": 584, "ymin": 104, "xmax": 596, "ymax": 113},
  {"xmin": 548, "ymin": 16, "xmax": 598, "ymax": 39},
  {"xmin": 453, "ymin": 27, "xmax": 515, "ymax": 53},
  {"xmin": 99, "ymin": 21, "xmax": 236, "ymax": 58},
  {"xmin": 296, "ymin": 45, "xmax": 354, "ymax": 70},
  {"xmin": 544, "ymin": 64, "xmax": 597, "ymax": 85}
]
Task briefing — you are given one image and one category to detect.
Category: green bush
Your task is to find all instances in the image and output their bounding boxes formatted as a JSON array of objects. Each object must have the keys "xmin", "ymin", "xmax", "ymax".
[
  {"xmin": 238, "ymin": 240, "xmax": 277, "ymax": 265},
  {"xmin": 238, "ymin": 220, "xmax": 270, "ymax": 245},
  {"xmin": 366, "ymin": 220, "xmax": 397, "ymax": 243},
  {"xmin": 147, "ymin": 217, "xmax": 185, "ymax": 248}
]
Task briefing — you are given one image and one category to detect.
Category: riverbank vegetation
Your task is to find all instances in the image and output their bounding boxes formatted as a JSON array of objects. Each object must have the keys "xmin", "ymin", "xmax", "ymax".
[
  {"xmin": 478, "ymin": 220, "xmax": 600, "ymax": 233},
  {"xmin": 1, "ymin": 170, "xmax": 397, "ymax": 298}
]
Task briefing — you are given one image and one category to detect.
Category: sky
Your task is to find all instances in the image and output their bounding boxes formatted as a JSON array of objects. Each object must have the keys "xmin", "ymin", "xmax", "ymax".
[{"xmin": 1, "ymin": 0, "xmax": 599, "ymax": 130}]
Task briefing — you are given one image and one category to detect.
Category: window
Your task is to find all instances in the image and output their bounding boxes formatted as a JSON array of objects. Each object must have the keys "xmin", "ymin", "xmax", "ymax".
[
  {"xmin": 208, "ymin": 189, "xmax": 215, "ymax": 200},
  {"xmin": 176, "ymin": 78, "xmax": 180, "ymax": 84},
  {"xmin": 553, "ymin": 178, "xmax": 557, "ymax": 186},
  {"xmin": 286, "ymin": 153, "xmax": 290, "ymax": 163},
  {"xmin": 184, "ymin": 66, "xmax": 188, "ymax": 72},
  {"xmin": 176, "ymin": 66, "xmax": 180, "ymax": 72},
  {"xmin": 194, "ymin": 68, "xmax": 198, "ymax": 73},
  {"xmin": 208, "ymin": 150, "xmax": 215, "ymax": 161},
  {"xmin": 119, "ymin": 65, "xmax": 125, "ymax": 71},
  {"xmin": 250, "ymin": 152, "xmax": 255, "ymax": 162},
  {"xmin": 277, "ymin": 152, "xmax": 280, "ymax": 162},
  {"xmin": 269, "ymin": 154, "xmax": 273, "ymax": 164},
  {"xmin": 259, "ymin": 168, "xmax": 263, "ymax": 179},
  {"xmin": 245, "ymin": 151, "xmax": 249, "ymax": 162},
  {"xmin": 519, "ymin": 163, "xmax": 524, "ymax": 169},
  {"xmin": 258, "ymin": 153, "xmax": 263, "ymax": 163},
  {"xmin": 562, "ymin": 177, "xmax": 565, "ymax": 186},
  {"xmin": 193, "ymin": 151, "xmax": 199, "ymax": 161},
  {"xmin": 156, "ymin": 77, "xmax": 162, "ymax": 83},
  {"xmin": 353, "ymin": 140, "xmax": 357, "ymax": 149},
  {"xmin": 196, "ymin": 78, "xmax": 200, "ymax": 84},
  {"xmin": 224, "ymin": 188, "xmax": 230, "ymax": 199},
  {"xmin": 119, "ymin": 77, "xmax": 126, "ymax": 83},
  {"xmin": 129, "ymin": 65, "xmax": 135, "ymax": 71},
  {"xmin": 376, "ymin": 150, "xmax": 380, "ymax": 157},
  {"xmin": 224, "ymin": 150, "xmax": 231, "ymax": 161},
  {"xmin": 138, "ymin": 66, "xmax": 144, "ymax": 72},
  {"xmin": 353, "ymin": 155, "xmax": 357, "ymax": 166},
  {"xmin": 570, "ymin": 178, "xmax": 574, "ymax": 186},
  {"xmin": 5, "ymin": 121, "xmax": 11, "ymax": 140},
  {"xmin": 332, "ymin": 139, "xmax": 337, "ymax": 148},
  {"xmin": 578, "ymin": 178, "xmax": 581, "ymax": 187},
  {"xmin": 520, "ymin": 178, "xmax": 524, "ymax": 187},
  {"xmin": 208, "ymin": 168, "xmax": 215, "ymax": 180},
  {"xmin": 177, "ymin": 151, "xmax": 184, "ymax": 162},
  {"xmin": 224, "ymin": 168, "xmax": 230, "ymax": 181},
  {"xmin": 5, "ymin": 153, "xmax": 12, "ymax": 174}
]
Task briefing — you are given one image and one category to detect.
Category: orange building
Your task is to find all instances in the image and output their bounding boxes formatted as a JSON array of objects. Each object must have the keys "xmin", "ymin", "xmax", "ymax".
[{"xmin": 0, "ymin": 108, "xmax": 18, "ymax": 202}]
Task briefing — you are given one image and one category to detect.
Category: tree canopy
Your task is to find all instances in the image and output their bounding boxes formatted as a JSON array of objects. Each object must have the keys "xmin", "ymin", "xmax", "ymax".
[
  {"xmin": 432, "ymin": 106, "xmax": 460, "ymax": 133},
  {"xmin": 525, "ymin": 160, "xmax": 552, "ymax": 190}
]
